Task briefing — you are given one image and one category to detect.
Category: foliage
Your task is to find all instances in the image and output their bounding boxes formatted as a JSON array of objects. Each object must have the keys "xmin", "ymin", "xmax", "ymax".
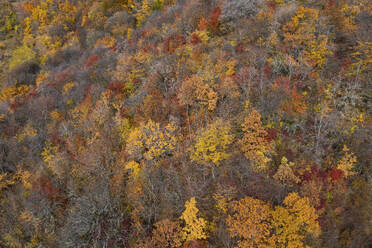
[
  {"xmin": 0, "ymin": 0, "xmax": 370, "ymax": 247},
  {"xmin": 151, "ymin": 219, "xmax": 182, "ymax": 248},
  {"xmin": 0, "ymin": 85, "xmax": 31, "ymax": 101},
  {"xmin": 0, "ymin": 2, "xmax": 18, "ymax": 37},
  {"xmin": 273, "ymin": 157, "xmax": 300, "ymax": 186},
  {"xmin": 178, "ymin": 75, "xmax": 218, "ymax": 111},
  {"xmin": 239, "ymin": 109, "xmax": 272, "ymax": 171},
  {"xmin": 227, "ymin": 193, "xmax": 321, "ymax": 248},
  {"xmin": 271, "ymin": 193, "xmax": 321, "ymax": 248},
  {"xmin": 126, "ymin": 120, "xmax": 178, "ymax": 161},
  {"xmin": 180, "ymin": 197, "xmax": 208, "ymax": 242},
  {"xmin": 190, "ymin": 119, "xmax": 233, "ymax": 166},
  {"xmin": 9, "ymin": 46, "xmax": 37, "ymax": 71},
  {"xmin": 282, "ymin": 6, "xmax": 331, "ymax": 68},
  {"xmin": 337, "ymin": 145, "xmax": 357, "ymax": 178},
  {"xmin": 227, "ymin": 196, "xmax": 275, "ymax": 248}
]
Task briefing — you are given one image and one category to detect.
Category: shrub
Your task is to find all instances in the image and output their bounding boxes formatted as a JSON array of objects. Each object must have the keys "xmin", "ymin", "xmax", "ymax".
[{"xmin": 9, "ymin": 45, "xmax": 37, "ymax": 71}]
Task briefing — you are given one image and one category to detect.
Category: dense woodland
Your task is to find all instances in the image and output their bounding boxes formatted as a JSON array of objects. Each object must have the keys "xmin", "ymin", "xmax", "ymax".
[{"xmin": 0, "ymin": 0, "xmax": 371, "ymax": 247}]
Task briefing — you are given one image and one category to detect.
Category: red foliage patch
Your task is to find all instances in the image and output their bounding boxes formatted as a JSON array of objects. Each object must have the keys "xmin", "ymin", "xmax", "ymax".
[
  {"xmin": 266, "ymin": 128, "xmax": 278, "ymax": 142},
  {"xmin": 330, "ymin": 168, "xmax": 344, "ymax": 181},
  {"xmin": 32, "ymin": 175, "xmax": 60, "ymax": 200},
  {"xmin": 302, "ymin": 165, "xmax": 328, "ymax": 182},
  {"xmin": 55, "ymin": 67, "xmax": 73, "ymax": 84},
  {"xmin": 141, "ymin": 29, "xmax": 150, "ymax": 39},
  {"xmin": 316, "ymin": 199, "xmax": 326, "ymax": 210},
  {"xmin": 9, "ymin": 99, "xmax": 22, "ymax": 112},
  {"xmin": 84, "ymin": 85, "xmax": 93, "ymax": 95},
  {"xmin": 50, "ymin": 129, "xmax": 64, "ymax": 145},
  {"xmin": 191, "ymin": 33, "xmax": 200, "ymax": 45},
  {"xmin": 84, "ymin": 55, "xmax": 99, "ymax": 69},
  {"xmin": 285, "ymin": 149, "xmax": 295, "ymax": 161},
  {"xmin": 264, "ymin": 64, "xmax": 272, "ymax": 78},
  {"xmin": 208, "ymin": 6, "xmax": 221, "ymax": 32},
  {"xmin": 107, "ymin": 81, "xmax": 125, "ymax": 94},
  {"xmin": 163, "ymin": 34, "xmax": 185, "ymax": 53},
  {"xmin": 27, "ymin": 88, "xmax": 38, "ymax": 98},
  {"xmin": 267, "ymin": 1, "xmax": 277, "ymax": 10},
  {"xmin": 326, "ymin": 0, "xmax": 335, "ymax": 8},
  {"xmin": 235, "ymin": 43, "xmax": 246, "ymax": 53},
  {"xmin": 121, "ymin": 218, "xmax": 131, "ymax": 242},
  {"xmin": 143, "ymin": 44, "xmax": 152, "ymax": 53},
  {"xmin": 281, "ymin": 130, "xmax": 289, "ymax": 137},
  {"xmin": 183, "ymin": 240, "xmax": 208, "ymax": 248}
]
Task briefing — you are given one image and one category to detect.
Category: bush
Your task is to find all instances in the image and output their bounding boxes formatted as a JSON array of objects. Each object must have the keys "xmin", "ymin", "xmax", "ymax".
[{"xmin": 8, "ymin": 45, "xmax": 37, "ymax": 71}]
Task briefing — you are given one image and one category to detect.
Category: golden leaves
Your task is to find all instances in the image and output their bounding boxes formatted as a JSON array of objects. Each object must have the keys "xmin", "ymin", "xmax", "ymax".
[
  {"xmin": 178, "ymin": 75, "xmax": 218, "ymax": 111},
  {"xmin": 0, "ymin": 173, "xmax": 16, "ymax": 193},
  {"xmin": 63, "ymin": 81, "xmax": 75, "ymax": 95},
  {"xmin": 126, "ymin": 120, "xmax": 178, "ymax": 161},
  {"xmin": 272, "ymin": 193, "xmax": 321, "ymax": 248},
  {"xmin": 239, "ymin": 109, "xmax": 272, "ymax": 171},
  {"xmin": 227, "ymin": 196, "xmax": 275, "ymax": 248},
  {"xmin": 180, "ymin": 197, "xmax": 208, "ymax": 242},
  {"xmin": 8, "ymin": 45, "xmax": 37, "ymax": 70},
  {"xmin": 191, "ymin": 30, "xmax": 210, "ymax": 44},
  {"xmin": 135, "ymin": 0, "xmax": 151, "ymax": 27},
  {"xmin": 337, "ymin": 145, "xmax": 357, "ymax": 178},
  {"xmin": 190, "ymin": 119, "xmax": 233, "ymax": 166},
  {"xmin": 125, "ymin": 161, "xmax": 141, "ymax": 180},
  {"xmin": 16, "ymin": 121, "xmax": 37, "ymax": 142},
  {"xmin": 282, "ymin": 6, "xmax": 331, "ymax": 68},
  {"xmin": 227, "ymin": 193, "xmax": 321, "ymax": 248},
  {"xmin": 41, "ymin": 141, "xmax": 58, "ymax": 165}
]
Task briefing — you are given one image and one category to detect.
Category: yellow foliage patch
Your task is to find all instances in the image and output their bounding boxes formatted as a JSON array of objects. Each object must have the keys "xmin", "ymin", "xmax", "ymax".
[
  {"xmin": 126, "ymin": 120, "xmax": 177, "ymax": 161},
  {"xmin": 180, "ymin": 197, "xmax": 208, "ymax": 241},
  {"xmin": 239, "ymin": 109, "xmax": 272, "ymax": 171},
  {"xmin": 190, "ymin": 119, "xmax": 233, "ymax": 166},
  {"xmin": 337, "ymin": 145, "xmax": 357, "ymax": 178}
]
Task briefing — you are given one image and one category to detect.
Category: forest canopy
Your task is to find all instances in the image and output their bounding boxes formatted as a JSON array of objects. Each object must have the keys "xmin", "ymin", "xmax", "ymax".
[{"xmin": 0, "ymin": 0, "xmax": 371, "ymax": 247}]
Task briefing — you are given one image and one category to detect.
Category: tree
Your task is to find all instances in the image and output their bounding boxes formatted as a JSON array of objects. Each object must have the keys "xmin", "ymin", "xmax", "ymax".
[
  {"xmin": 190, "ymin": 119, "xmax": 233, "ymax": 166},
  {"xmin": 9, "ymin": 46, "xmax": 37, "ymax": 71},
  {"xmin": 180, "ymin": 197, "xmax": 208, "ymax": 242},
  {"xmin": 227, "ymin": 196, "xmax": 276, "ymax": 248},
  {"xmin": 271, "ymin": 193, "xmax": 321, "ymax": 248},
  {"xmin": 126, "ymin": 120, "xmax": 178, "ymax": 161},
  {"xmin": 151, "ymin": 219, "xmax": 182, "ymax": 248},
  {"xmin": 336, "ymin": 145, "xmax": 357, "ymax": 178},
  {"xmin": 273, "ymin": 157, "xmax": 300, "ymax": 186},
  {"xmin": 178, "ymin": 75, "xmax": 218, "ymax": 112},
  {"xmin": 239, "ymin": 109, "xmax": 272, "ymax": 171},
  {"xmin": 282, "ymin": 6, "xmax": 331, "ymax": 68}
]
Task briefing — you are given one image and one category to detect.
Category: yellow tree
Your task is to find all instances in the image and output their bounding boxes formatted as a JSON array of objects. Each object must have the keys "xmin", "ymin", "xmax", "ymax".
[
  {"xmin": 8, "ymin": 45, "xmax": 37, "ymax": 70},
  {"xmin": 180, "ymin": 197, "xmax": 208, "ymax": 242},
  {"xmin": 337, "ymin": 145, "xmax": 357, "ymax": 178},
  {"xmin": 227, "ymin": 196, "xmax": 276, "ymax": 248},
  {"xmin": 178, "ymin": 74, "xmax": 218, "ymax": 112},
  {"xmin": 282, "ymin": 6, "xmax": 331, "ymax": 68},
  {"xmin": 126, "ymin": 120, "xmax": 178, "ymax": 161},
  {"xmin": 0, "ymin": 85, "xmax": 31, "ymax": 102},
  {"xmin": 271, "ymin": 193, "xmax": 321, "ymax": 248},
  {"xmin": 190, "ymin": 119, "xmax": 233, "ymax": 166},
  {"xmin": 239, "ymin": 109, "xmax": 272, "ymax": 171},
  {"xmin": 351, "ymin": 40, "xmax": 371, "ymax": 76}
]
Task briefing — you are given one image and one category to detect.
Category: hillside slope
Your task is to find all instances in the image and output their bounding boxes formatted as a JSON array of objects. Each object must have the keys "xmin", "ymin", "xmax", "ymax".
[{"xmin": 0, "ymin": 0, "xmax": 371, "ymax": 247}]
